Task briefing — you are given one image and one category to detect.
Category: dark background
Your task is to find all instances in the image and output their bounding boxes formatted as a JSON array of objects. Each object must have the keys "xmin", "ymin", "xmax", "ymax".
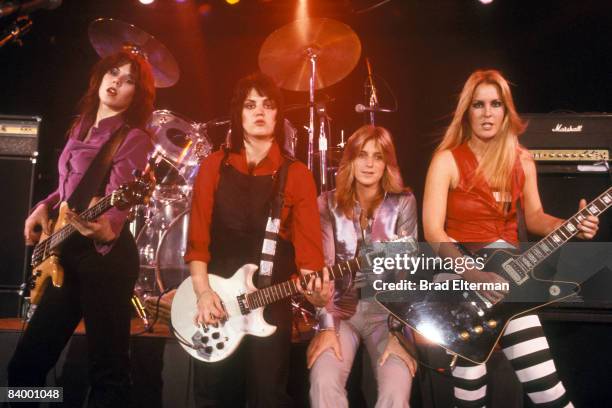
[
  {"xmin": 1, "ymin": 0, "xmax": 611, "ymax": 206},
  {"xmin": 1, "ymin": 1, "xmax": 612, "ymax": 405}
]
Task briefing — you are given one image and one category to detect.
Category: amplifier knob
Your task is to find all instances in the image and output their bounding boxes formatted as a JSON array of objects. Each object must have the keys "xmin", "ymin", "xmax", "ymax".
[
  {"xmin": 487, "ymin": 320, "xmax": 498, "ymax": 328},
  {"xmin": 473, "ymin": 325, "xmax": 484, "ymax": 334},
  {"xmin": 459, "ymin": 331, "xmax": 470, "ymax": 341}
]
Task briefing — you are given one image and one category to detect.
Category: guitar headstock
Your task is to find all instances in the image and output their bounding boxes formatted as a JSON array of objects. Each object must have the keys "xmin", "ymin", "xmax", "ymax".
[
  {"xmin": 112, "ymin": 173, "xmax": 155, "ymax": 210},
  {"xmin": 358, "ymin": 236, "xmax": 418, "ymax": 269}
]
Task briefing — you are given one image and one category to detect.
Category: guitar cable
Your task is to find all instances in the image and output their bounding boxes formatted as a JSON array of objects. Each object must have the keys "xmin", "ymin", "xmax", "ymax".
[{"xmin": 131, "ymin": 285, "xmax": 177, "ymax": 337}]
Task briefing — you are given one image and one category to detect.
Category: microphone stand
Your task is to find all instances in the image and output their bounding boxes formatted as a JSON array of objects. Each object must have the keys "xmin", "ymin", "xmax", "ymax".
[
  {"xmin": 365, "ymin": 58, "xmax": 378, "ymax": 125},
  {"xmin": 0, "ymin": 15, "xmax": 32, "ymax": 49}
]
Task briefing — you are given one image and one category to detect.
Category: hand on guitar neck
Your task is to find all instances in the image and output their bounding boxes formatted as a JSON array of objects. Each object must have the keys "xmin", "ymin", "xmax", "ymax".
[
  {"xmin": 296, "ymin": 267, "xmax": 333, "ymax": 308},
  {"xmin": 574, "ymin": 198, "xmax": 599, "ymax": 239},
  {"xmin": 64, "ymin": 204, "xmax": 116, "ymax": 244}
]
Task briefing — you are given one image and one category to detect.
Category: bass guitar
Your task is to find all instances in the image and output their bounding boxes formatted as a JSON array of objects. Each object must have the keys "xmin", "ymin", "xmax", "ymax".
[
  {"xmin": 171, "ymin": 238, "xmax": 417, "ymax": 363},
  {"xmin": 376, "ymin": 187, "xmax": 611, "ymax": 364},
  {"xmin": 26, "ymin": 175, "xmax": 154, "ymax": 306}
]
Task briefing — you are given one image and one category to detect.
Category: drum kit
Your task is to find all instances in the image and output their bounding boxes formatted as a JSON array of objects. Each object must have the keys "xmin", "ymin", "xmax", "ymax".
[{"xmin": 88, "ymin": 16, "xmax": 374, "ymax": 337}]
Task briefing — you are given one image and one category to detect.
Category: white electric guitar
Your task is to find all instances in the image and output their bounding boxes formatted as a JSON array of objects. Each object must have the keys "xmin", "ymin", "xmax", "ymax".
[{"xmin": 171, "ymin": 238, "xmax": 416, "ymax": 363}]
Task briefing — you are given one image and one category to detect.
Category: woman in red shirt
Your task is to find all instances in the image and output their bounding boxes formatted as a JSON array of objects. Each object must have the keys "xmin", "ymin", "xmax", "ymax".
[
  {"xmin": 423, "ymin": 69, "xmax": 599, "ymax": 407},
  {"xmin": 185, "ymin": 72, "xmax": 330, "ymax": 407}
]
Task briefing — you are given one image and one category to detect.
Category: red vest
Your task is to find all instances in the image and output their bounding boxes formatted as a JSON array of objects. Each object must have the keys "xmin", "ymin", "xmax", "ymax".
[{"xmin": 445, "ymin": 143, "xmax": 525, "ymax": 247}]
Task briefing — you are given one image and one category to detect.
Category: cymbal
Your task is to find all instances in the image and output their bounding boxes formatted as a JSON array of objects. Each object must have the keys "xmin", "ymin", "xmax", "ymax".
[
  {"xmin": 88, "ymin": 18, "xmax": 180, "ymax": 88},
  {"xmin": 258, "ymin": 18, "xmax": 361, "ymax": 92}
]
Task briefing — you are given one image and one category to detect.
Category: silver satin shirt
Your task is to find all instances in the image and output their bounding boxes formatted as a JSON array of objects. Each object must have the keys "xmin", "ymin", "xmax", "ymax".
[{"xmin": 317, "ymin": 190, "xmax": 418, "ymax": 328}]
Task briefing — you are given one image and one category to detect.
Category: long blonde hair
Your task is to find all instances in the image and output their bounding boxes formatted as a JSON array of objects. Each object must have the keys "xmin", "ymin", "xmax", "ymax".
[
  {"xmin": 437, "ymin": 70, "xmax": 526, "ymax": 196},
  {"xmin": 335, "ymin": 125, "xmax": 405, "ymax": 218}
]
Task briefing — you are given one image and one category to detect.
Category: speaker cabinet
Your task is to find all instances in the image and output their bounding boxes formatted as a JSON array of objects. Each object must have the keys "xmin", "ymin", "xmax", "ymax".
[
  {"xmin": 0, "ymin": 155, "xmax": 35, "ymax": 314},
  {"xmin": 536, "ymin": 171, "xmax": 612, "ymax": 313}
]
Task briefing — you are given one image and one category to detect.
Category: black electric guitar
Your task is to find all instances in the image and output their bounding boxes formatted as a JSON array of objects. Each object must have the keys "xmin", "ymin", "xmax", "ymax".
[
  {"xmin": 25, "ymin": 175, "xmax": 154, "ymax": 306},
  {"xmin": 377, "ymin": 186, "xmax": 612, "ymax": 364}
]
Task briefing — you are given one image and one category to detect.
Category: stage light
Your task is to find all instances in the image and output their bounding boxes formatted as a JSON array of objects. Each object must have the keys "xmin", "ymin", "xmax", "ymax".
[
  {"xmin": 296, "ymin": 0, "xmax": 308, "ymax": 21},
  {"xmin": 139, "ymin": 0, "xmax": 154, "ymax": 4},
  {"xmin": 479, "ymin": 0, "xmax": 494, "ymax": 4},
  {"xmin": 225, "ymin": 0, "xmax": 240, "ymax": 5}
]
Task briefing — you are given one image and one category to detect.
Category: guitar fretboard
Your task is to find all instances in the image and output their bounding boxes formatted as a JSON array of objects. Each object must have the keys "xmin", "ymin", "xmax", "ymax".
[
  {"xmin": 505, "ymin": 187, "xmax": 612, "ymax": 280},
  {"xmin": 246, "ymin": 258, "xmax": 362, "ymax": 310},
  {"xmin": 31, "ymin": 193, "xmax": 115, "ymax": 266}
]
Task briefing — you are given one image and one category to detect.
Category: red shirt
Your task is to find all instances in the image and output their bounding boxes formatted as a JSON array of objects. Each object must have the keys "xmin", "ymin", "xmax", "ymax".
[
  {"xmin": 446, "ymin": 143, "xmax": 525, "ymax": 246},
  {"xmin": 184, "ymin": 142, "xmax": 324, "ymax": 271}
]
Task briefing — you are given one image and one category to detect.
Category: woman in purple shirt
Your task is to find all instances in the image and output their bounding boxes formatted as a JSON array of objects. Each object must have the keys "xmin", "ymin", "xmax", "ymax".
[{"xmin": 9, "ymin": 51, "xmax": 155, "ymax": 407}]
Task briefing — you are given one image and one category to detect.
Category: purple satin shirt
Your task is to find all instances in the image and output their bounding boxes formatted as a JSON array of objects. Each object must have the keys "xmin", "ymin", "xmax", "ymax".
[{"xmin": 37, "ymin": 113, "xmax": 153, "ymax": 254}]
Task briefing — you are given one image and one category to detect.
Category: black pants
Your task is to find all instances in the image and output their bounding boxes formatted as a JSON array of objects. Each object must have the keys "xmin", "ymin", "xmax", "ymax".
[
  {"xmin": 8, "ymin": 227, "xmax": 139, "ymax": 408},
  {"xmin": 192, "ymin": 301, "xmax": 293, "ymax": 408}
]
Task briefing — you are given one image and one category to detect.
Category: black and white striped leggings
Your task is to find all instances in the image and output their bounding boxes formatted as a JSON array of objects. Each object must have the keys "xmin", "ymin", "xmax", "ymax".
[{"xmin": 451, "ymin": 314, "xmax": 572, "ymax": 408}]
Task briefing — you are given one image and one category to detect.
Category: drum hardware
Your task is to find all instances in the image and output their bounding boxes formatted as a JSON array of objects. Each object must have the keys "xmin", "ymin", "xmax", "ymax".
[
  {"xmin": 316, "ymin": 101, "xmax": 332, "ymax": 191},
  {"xmin": 88, "ymin": 18, "xmax": 180, "ymax": 88},
  {"xmin": 146, "ymin": 110, "xmax": 212, "ymax": 188},
  {"xmin": 259, "ymin": 17, "xmax": 361, "ymax": 190},
  {"xmin": 338, "ymin": 129, "xmax": 346, "ymax": 149},
  {"xmin": 131, "ymin": 295, "xmax": 149, "ymax": 329},
  {"xmin": 131, "ymin": 108, "xmax": 212, "ymax": 326}
]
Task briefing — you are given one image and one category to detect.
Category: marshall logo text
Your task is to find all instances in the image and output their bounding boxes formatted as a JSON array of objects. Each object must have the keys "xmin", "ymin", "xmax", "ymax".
[{"xmin": 552, "ymin": 123, "xmax": 583, "ymax": 132}]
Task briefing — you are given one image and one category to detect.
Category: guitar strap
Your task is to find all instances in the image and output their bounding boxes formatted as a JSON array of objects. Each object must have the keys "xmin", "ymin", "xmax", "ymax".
[
  {"xmin": 514, "ymin": 163, "xmax": 528, "ymax": 243},
  {"xmin": 257, "ymin": 157, "xmax": 294, "ymax": 289},
  {"xmin": 67, "ymin": 124, "xmax": 131, "ymax": 212}
]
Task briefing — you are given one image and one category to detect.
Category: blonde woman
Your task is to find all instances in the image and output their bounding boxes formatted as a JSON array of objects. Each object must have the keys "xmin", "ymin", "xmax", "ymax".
[
  {"xmin": 423, "ymin": 69, "xmax": 599, "ymax": 407},
  {"xmin": 308, "ymin": 125, "xmax": 417, "ymax": 408}
]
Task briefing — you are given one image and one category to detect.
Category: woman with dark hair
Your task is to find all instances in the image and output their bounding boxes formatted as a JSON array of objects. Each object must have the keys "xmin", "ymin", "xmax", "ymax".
[
  {"xmin": 308, "ymin": 125, "xmax": 417, "ymax": 408},
  {"xmin": 185, "ymin": 72, "xmax": 330, "ymax": 407},
  {"xmin": 9, "ymin": 51, "xmax": 156, "ymax": 407},
  {"xmin": 423, "ymin": 69, "xmax": 599, "ymax": 407}
]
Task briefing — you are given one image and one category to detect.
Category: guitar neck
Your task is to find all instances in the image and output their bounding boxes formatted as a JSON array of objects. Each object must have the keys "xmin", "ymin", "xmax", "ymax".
[
  {"xmin": 246, "ymin": 258, "xmax": 362, "ymax": 310},
  {"xmin": 507, "ymin": 187, "xmax": 612, "ymax": 280},
  {"xmin": 31, "ymin": 194, "xmax": 115, "ymax": 265}
]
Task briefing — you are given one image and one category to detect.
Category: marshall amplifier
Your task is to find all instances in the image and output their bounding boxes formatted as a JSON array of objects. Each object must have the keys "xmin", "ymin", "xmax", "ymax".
[
  {"xmin": 522, "ymin": 114, "xmax": 612, "ymax": 317},
  {"xmin": 0, "ymin": 114, "xmax": 41, "ymax": 157},
  {"xmin": 521, "ymin": 113, "xmax": 611, "ymax": 173}
]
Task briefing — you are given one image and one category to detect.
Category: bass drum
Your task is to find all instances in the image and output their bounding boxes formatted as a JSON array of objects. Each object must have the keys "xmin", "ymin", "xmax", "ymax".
[{"xmin": 134, "ymin": 200, "xmax": 191, "ymax": 297}]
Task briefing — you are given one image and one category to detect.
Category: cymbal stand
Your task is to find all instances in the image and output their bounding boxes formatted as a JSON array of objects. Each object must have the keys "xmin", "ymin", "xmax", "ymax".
[
  {"xmin": 306, "ymin": 48, "xmax": 317, "ymax": 172},
  {"xmin": 305, "ymin": 47, "xmax": 332, "ymax": 192}
]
